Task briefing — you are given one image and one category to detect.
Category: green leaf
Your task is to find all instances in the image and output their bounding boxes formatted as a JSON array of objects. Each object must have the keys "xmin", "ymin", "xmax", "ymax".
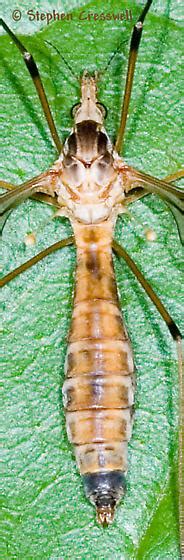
[{"xmin": 1, "ymin": 1, "xmax": 183, "ymax": 559}]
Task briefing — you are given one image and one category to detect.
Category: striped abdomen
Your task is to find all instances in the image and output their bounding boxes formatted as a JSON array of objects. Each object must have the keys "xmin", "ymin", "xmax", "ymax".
[{"xmin": 62, "ymin": 221, "xmax": 135, "ymax": 524}]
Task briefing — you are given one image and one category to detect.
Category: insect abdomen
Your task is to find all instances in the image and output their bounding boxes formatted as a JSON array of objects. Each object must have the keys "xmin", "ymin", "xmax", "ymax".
[{"xmin": 62, "ymin": 221, "xmax": 135, "ymax": 524}]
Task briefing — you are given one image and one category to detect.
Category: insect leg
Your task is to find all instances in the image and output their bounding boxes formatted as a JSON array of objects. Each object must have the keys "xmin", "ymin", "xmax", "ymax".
[
  {"xmin": 126, "ymin": 168, "xmax": 184, "ymax": 210},
  {"xmin": 0, "ymin": 236, "xmax": 74, "ymax": 288},
  {"xmin": 0, "ymin": 19, "xmax": 62, "ymax": 153},
  {"xmin": 113, "ymin": 240, "xmax": 182, "ymax": 340},
  {"xmin": 123, "ymin": 167, "xmax": 184, "ymax": 243},
  {"xmin": 115, "ymin": 0, "xmax": 153, "ymax": 153},
  {"xmin": 163, "ymin": 171, "xmax": 184, "ymax": 182},
  {"xmin": 0, "ymin": 166, "xmax": 60, "ymax": 216},
  {"xmin": 0, "ymin": 181, "xmax": 17, "ymax": 191},
  {"xmin": 112, "ymin": 239, "xmax": 183, "ymax": 557},
  {"xmin": 0, "ymin": 180, "xmax": 60, "ymax": 210},
  {"xmin": 124, "ymin": 170, "xmax": 184, "ymax": 207},
  {"xmin": 0, "ymin": 175, "xmax": 44, "ymax": 215}
]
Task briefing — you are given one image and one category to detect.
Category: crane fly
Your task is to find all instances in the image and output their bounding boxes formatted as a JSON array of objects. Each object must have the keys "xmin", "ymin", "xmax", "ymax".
[{"xmin": 1, "ymin": 0, "xmax": 183, "ymax": 556}]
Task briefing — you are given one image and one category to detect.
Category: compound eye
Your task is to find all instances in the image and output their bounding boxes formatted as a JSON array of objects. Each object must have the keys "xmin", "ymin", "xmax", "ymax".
[
  {"xmin": 96, "ymin": 102, "xmax": 108, "ymax": 119},
  {"xmin": 71, "ymin": 103, "xmax": 81, "ymax": 118}
]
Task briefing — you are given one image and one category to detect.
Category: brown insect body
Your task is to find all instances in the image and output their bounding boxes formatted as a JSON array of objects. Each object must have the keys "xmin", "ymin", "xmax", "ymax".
[
  {"xmin": 55, "ymin": 74, "xmax": 135, "ymax": 524},
  {"xmin": 63, "ymin": 221, "xmax": 135, "ymax": 524}
]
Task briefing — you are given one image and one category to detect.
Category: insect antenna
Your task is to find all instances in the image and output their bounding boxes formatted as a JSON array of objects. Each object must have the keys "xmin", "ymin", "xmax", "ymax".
[
  {"xmin": 99, "ymin": 37, "xmax": 128, "ymax": 78},
  {"xmin": 45, "ymin": 40, "xmax": 78, "ymax": 83}
]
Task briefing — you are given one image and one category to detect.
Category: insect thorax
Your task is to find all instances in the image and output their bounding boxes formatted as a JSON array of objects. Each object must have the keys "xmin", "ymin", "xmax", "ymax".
[{"xmin": 54, "ymin": 120, "xmax": 126, "ymax": 225}]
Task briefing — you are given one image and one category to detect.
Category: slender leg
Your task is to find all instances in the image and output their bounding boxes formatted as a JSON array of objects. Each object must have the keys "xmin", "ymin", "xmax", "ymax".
[
  {"xmin": 0, "ymin": 236, "xmax": 74, "ymax": 288},
  {"xmin": 162, "ymin": 171, "xmax": 184, "ymax": 182},
  {"xmin": 0, "ymin": 19, "xmax": 62, "ymax": 153},
  {"xmin": 0, "ymin": 174, "xmax": 45, "ymax": 215},
  {"xmin": 0, "ymin": 180, "xmax": 60, "ymax": 209},
  {"xmin": 0, "ymin": 167, "xmax": 59, "ymax": 215},
  {"xmin": 123, "ymin": 167, "xmax": 184, "ymax": 243},
  {"xmin": 125, "ymin": 168, "xmax": 184, "ymax": 209},
  {"xmin": 112, "ymin": 239, "xmax": 183, "ymax": 558},
  {"xmin": 0, "ymin": 181, "xmax": 19, "ymax": 191},
  {"xmin": 123, "ymin": 170, "xmax": 184, "ymax": 207},
  {"xmin": 115, "ymin": 0, "xmax": 153, "ymax": 153},
  {"xmin": 0, "ymin": 210, "xmax": 12, "ymax": 233},
  {"xmin": 112, "ymin": 239, "xmax": 182, "ymax": 340}
]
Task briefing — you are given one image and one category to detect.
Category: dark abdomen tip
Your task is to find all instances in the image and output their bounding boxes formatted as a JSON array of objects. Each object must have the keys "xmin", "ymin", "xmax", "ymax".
[{"xmin": 82, "ymin": 470, "xmax": 126, "ymax": 524}]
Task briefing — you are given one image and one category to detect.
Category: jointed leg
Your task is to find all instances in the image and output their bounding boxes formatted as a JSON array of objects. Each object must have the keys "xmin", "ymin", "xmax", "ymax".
[
  {"xmin": 0, "ymin": 162, "xmax": 61, "ymax": 216},
  {"xmin": 0, "ymin": 19, "xmax": 62, "ymax": 153},
  {"xmin": 0, "ymin": 173, "xmax": 51, "ymax": 215},
  {"xmin": 0, "ymin": 180, "xmax": 60, "ymax": 210},
  {"xmin": 0, "ymin": 236, "xmax": 74, "ymax": 287},
  {"xmin": 1, "ymin": 176, "xmax": 42, "ymax": 214},
  {"xmin": 115, "ymin": 0, "xmax": 153, "ymax": 153},
  {"xmin": 123, "ymin": 170, "xmax": 184, "ymax": 207},
  {"xmin": 126, "ymin": 168, "xmax": 184, "ymax": 210},
  {"xmin": 163, "ymin": 171, "xmax": 184, "ymax": 183},
  {"xmin": 124, "ymin": 167, "xmax": 184, "ymax": 244},
  {"xmin": 113, "ymin": 239, "xmax": 182, "ymax": 340}
]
